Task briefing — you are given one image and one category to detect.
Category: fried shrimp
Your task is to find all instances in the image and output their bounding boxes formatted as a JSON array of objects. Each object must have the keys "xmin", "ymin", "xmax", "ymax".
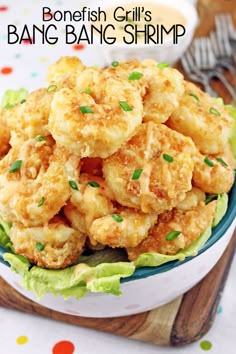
[
  {"xmin": 9, "ymin": 216, "xmax": 86, "ymax": 269},
  {"xmin": 103, "ymin": 122, "xmax": 195, "ymax": 214},
  {"xmin": 176, "ymin": 187, "xmax": 205, "ymax": 211},
  {"xmin": 49, "ymin": 70, "xmax": 143, "ymax": 157},
  {"xmin": 0, "ymin": 108, "xmax": 10, "ymax": 159},
  {"xmin": 104, "ymin": 59, "xmax": 184, "ymax": 123},
  {"xmin": 3, "ymin": 88, "xmax": 53, "ymax": 143},
  {"xmin": 90, "ymin": 208, "xmax": 157, "ymax": 248},
  {"xmin": 47, "ymin": 56, "xmax": 86, "ymax": 88},
  {"xmin": 167, "ymin": 81, "xmax": 234, "ymax": 155},
  {"xmin": 0, "ymin": 138, "xmax": 72, "ymax": 226},
  {"xmin": 193, "ymin": 153, "xmax": 234, "ymax": 194},
  {"xmin": 64, "ymin": 173, "xmax": 114, "ymax": 245},
  {"xmin": 127, "ymin": 201, "xmax": 217, "ymax": 260}
]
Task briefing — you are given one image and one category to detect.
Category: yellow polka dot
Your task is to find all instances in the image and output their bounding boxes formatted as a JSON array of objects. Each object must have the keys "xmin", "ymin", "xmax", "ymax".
[
  {"xmin": 23, "ymin": 9, "xmax": 31, "ymax": 16},
  {"xmin": 16, "ymin": 335, "xmax": 28, "ymax": 345},
  {"xmin": 40, "ymin": 57, "xmax": 48, "ymax": 63}
]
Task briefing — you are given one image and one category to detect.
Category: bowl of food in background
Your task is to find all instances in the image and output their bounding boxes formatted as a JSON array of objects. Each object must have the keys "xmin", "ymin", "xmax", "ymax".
[
  {"xmin": 0, "ymin": 56, "xmax": 235, "ymax": 318},
  {"xmin": 90, "ymin": 0, "xmax": 198, "ymax": 65}
]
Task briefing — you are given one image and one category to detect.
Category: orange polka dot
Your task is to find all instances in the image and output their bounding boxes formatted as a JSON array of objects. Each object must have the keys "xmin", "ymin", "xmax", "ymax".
[
  {"xmin": 1, "ymin": 67, "xmax": 13, "ymax": 75},
  {"xmin": 72, "ymin": 44, "xmax": 85, "ymax": 51},
  {"xmin": 52, "ymin": 340, "xmax": 75, "ymax": 354}
]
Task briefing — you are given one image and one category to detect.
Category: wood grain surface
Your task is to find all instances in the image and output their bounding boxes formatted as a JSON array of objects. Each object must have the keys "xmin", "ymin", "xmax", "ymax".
[{"xmin": 0, "ymin": 0, "xmax": 235, "ymax": 347}]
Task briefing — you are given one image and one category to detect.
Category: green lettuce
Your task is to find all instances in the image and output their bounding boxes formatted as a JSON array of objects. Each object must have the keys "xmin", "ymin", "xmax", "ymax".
[
  {"xmin": 226, "ymin": 105, "xmax": 236, "ymax": 158},
  {"xmin": 1, "ymin": 88, "xmax": 28, "ymax": 109}
]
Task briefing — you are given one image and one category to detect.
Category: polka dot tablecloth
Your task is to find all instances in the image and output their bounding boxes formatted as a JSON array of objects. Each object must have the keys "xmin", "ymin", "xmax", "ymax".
[{"xmin": 0, "ymin": 1, "xmax": 235, "ymax": 353}]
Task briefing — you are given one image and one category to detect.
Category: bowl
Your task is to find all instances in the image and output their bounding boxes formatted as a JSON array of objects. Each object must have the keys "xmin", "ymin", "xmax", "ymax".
[
  {"xmin": 92, "ymin": 0, "xmax": 199, "ymax": 65},
  {"xmin": 0, "ymin": 181, "xmax": 235, "ymax": 318}
]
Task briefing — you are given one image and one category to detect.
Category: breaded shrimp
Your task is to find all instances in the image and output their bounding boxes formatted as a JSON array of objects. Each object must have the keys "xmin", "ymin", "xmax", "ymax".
[
  {"xmin": 176, "ymin": 187, "xmax": 205, "ymax": 211},
  {"xmin": 64, "ymin": 173, "xmax": 114, "ymax": 245},
  {"xmin": 127, "ymin": 201, "xmax": 217, "ymax": 260},
  {"xmin": 3, "ymin": 88, "xmax": 53, "ymax": 143},
  {"xmin": 0, "ymin": 137, "xmax": 73, "ymax": 226},
  {"xmin": 0, "ymin": 108, "xmax": 10, "ymax": 158},
  {"xmin": 90, "ymin": 208, "xmax": 157, "ymax": 248},
  {"xmin": 167, "ymin": 81, "xmax": 234, "ymax": 155},
  {"xmin": 48, "ymin": 70, "xmax": 143, "ymax": 157},
  {"xmin": 9, "ymin": 216, "xmax": 86, "ymax": 269},
  {"xmin": 103, "ymin": 122, "xmax": 195, "ymax": 214},
  {"xmin": 47, "ymin": 56, "xmax": 86, "ymax": 88},
  {"xmin": 104, "ymin": 59, "xmax": 184, "ymax": 123},
  {"xmin": 193, "ymin": 153, "xmax": 234, "ymax": 194}
]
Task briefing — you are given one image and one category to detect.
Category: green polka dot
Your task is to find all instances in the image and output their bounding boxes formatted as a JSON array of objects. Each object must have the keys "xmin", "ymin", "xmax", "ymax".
[
  {"xmin": 217, "ymin": 305, "xmax": 222, "ymax": 314},
  {"xmin": 200, "ymin": 340, "xmax": 212, "ymax": 351}
]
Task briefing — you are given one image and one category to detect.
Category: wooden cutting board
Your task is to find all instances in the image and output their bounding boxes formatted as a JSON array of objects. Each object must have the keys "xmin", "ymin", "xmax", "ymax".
[{"xmin": 0, "ymin": 231, "xmax": 235, "ymax": 347}]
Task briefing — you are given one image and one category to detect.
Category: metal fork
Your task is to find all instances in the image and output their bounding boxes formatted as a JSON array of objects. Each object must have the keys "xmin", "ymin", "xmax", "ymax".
[
  {"xmin": 215, "ymin": 13, "xmax": 236, "ymax": 41},
  {"xmin": 181, "ymin": 49, "xmax": 217, "ymax": 96},
  {"xmin": 192, "ymin": 37, "xmax": 236, "ymax": 100}
]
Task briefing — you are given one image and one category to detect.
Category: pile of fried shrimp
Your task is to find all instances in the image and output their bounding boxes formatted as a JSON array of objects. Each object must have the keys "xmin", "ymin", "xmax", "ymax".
[{"xmin": 0, "ymin": 57, "xmax": 235, "ymax": 270}]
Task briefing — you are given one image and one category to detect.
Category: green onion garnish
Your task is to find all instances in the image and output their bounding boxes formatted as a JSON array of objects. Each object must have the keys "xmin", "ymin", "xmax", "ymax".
[
  {"xmin": 189, "ymin": 93, "xmax": 199, "ymax": 101},
  {"xmin": 131, "ymin": 169, "xmax": 143, "ymax": 180},
  {"xmin": 163, "ymin": 154, "xmax": 174, "ymax": 163},
  {"xmin": 38, "ymin": 197, "xmax": 45, "ymax": 207},
  {"xmin": 165, "ymin": 231, "xmax": 181, "ymax": 241},
  {"xmin": 216, "ymin": 157, "xmax": 228, "ymax": 167},
  {"xmin": 79, "ymin": 106, "xmax": 93, "ymax": 114},
  {"xmin": 157, "ymin": 62, "xmax": 169, "ymax": 69},
  {"xmin": 35, "ymin": 242, "xmax": 45, "ymax": 251},
  {"xmin": 112, "ymin": 214, "xmax": 123, "ymax": 222},
  {"xmin": 9, "ymin": 160, "xmax": 22, "ymax": 173},
  {"xmin": 111, "ymin": 61, "xmax": 119, "ymax": 67},
  {"xmin": 209, "ymin": 107, "xmax": 220, "ymax": 116},
  {"xmin": 4, "ymin": 103, "xmax": 14, "ymax": 109},
  {"xmin": 34, "ymin": 135, "xmax": 46, "ymax": 142},
  {"xmin": 46, "ymin": 84, "xmax": 57, "ymax": 93},
  {"xmin": 119, "ymin": 101, "xmax": 133, "ymax": 112},
  {"xmin": 204, "ymin": 157, "xmax": 214, "ymax": 167},
  {"xmin": 69, "ymin": 180, "xmax": 78, "ymax": 190},
  {"xmin": 205, "ymin": 194, "xmax": 218, "ymax": 204},
  {"xmin": 128, "ymin": 72, "xmax": 143, "ymax": 81},
  {"xmin": 88, "ymin": 181, "xmax": 100, "ymax": 188},
  {"xmin": 79, "ymin": 88, "xmax": 92, "ymax": 94},
  {"xmin": 20, "ymin": 99, "xmax": 26, "ymax": 104}
]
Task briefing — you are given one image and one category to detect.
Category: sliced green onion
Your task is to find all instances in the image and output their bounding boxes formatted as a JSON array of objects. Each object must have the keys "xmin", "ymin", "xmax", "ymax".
[
  {"xmin": 119, "ymin": 101, "xmax": 133, "ymax": 112},
  {"xmin": 128, "ymin": 71, "xmax": 143, "ymax": 81},
  {"xmin": 88, "ymin": 181, "xmax": 100, "ymax": 188},
  {"xmin": 189, "ymin": 93, "xmax": 199, "ymax": 101},
  {"xmin": 34, "ymin": 135, "xmax": 46, "ymax": 142},
  {"xmin": 112, "ymin": 214, "xmax": 123, "ymax": 222},
  {"xmin": 157, "ymin": 62, "xmax": 169, "ymax": 69},
  {"xmin": 79, "ymin": 88, "xmax": 92, "ymax": 94},
  {"xmin": 165, "ymin": 230, "xmax": 181, "ymax": 241},
  {"xmin": 111, "ymin": 61, "xmax": 119, "ymax": 67},
  {"xmin": 205, "ymin": 194, "xmax": 218, "ymax": 204},
  {"xmin": 69, "ymin": 180, "xmax": 78, "ymax": 190},
  {"xmin": 204, "ymin": 157, "xmax": 214, "ymax": 167},
  {"xmin": 216, "ymin": 157, "xmax": 228, "ymax": 167},
  {"xmin": 38, "ymin": 197, "xmax": 45, "ymax": 207},
  {"xmin": 9, "ymin": 160, "xmax": 22, "ymax": 173},
  {"xmin": 35, "ymin": 242, "xmax": 45, "ymax": 251},
  {"xmin": 20, "ymin": 99, "xmax": 26, "ymax": 104},
  {"xmin": 163, "ymin": 154, "xmax": 174, "ymax": 163},
  {"xmin": 46, "ymin": 84, "xmax": 57, "ymax": 93},
  {"xmin": 131, "ymin": 169, "xmax": 143, "ymax": 180},
  {"xmin": 79, "ymin": 106, "xmax": 93, "ymax": 114},
  {"xmin": 209, "ymin": 107, "xmax": 220, "ymax": 116}
]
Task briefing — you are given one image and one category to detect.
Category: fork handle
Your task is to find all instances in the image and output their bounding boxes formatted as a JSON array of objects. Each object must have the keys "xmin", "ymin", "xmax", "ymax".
[{"xmin": 213, "ymin": 71, "xmax": 236, "ymax": 100}]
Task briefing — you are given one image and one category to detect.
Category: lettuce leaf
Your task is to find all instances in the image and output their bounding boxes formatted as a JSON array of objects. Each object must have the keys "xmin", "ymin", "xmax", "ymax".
[
  {"xmin": 1, "ymin": 88, "xmax": 28, "ymax": 109},
  {"xmin": 226, "ymin": 105, "xmax": 236, "ymax": 159}
]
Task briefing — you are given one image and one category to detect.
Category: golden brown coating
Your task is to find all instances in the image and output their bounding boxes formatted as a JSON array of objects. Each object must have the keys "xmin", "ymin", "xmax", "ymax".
[
  {"xmin": 0, "ymin": 137, "xmax": 73, "ymax": 226},
  {"xmin": 49, "ymin": 69, "xmax": 143, "ymax": 158},
  {"xmin": 0, "ymin": 108, "xmax": 10, "ymax": 159},
  {"xmin": 10, "ymin": 216, "xmax": 86, "ymax": 269},
  {"xmin": 167, "ymin": 81, "xmax": 234, "ymax": 155},
  {"xmin": 103, "ymin": 122, "xmax": 195, "ymax": 214},
  {"xmin": 127, "ymin": 201, "xmax": 217, "ymax": 260},
  {"xmin": 104, "ymin": 59, "xmax": 185, "ymax": 123},
  {"xmin": 90, "ymin": 208, "xmax": 157, "ymax": 248}
]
